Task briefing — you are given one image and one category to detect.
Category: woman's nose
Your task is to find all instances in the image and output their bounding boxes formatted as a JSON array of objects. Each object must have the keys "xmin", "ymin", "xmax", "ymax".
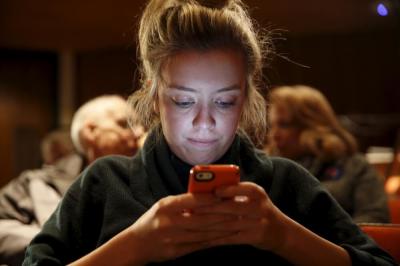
[{"xmin": 192, "ymin": 105, "xmax": 215, "ymax": 130}]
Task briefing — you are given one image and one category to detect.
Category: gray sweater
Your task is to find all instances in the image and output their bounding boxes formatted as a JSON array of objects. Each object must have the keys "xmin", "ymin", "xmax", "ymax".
[
  {"xmin": 0, "ymin": 154, "xmax": 83, "ymax": 266},
  {"xmin": 297, "ymin": 154, "xmax": 390, "ymax": 223}
]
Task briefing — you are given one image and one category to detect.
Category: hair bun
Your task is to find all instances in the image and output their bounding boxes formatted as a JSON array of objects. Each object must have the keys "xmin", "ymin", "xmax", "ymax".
[{"xmin": 196, "ymin": 0, "xmax": 231, "ymax": 9}]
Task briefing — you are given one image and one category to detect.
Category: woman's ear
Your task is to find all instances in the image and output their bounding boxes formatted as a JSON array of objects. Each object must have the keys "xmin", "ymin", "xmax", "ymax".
[
  {"xmin": 146, "ymin": 79, "xmax": 152, "ymax": 88},
  {"xmin": 153, "ymin": 88, "xmax": 160, "ymax": 115},
  {"xmin": 153, "ymin": 100, "xmax": 159, "ymax": 115}
]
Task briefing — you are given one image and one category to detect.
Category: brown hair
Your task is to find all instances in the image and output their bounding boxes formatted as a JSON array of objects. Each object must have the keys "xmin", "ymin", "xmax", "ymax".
[
  {"xmin": 268, "ymin": 85, "xmax": 358, "ymax": 160},
  {"xmin": 128, "ymin": 0, "xmax": 274, "ymax": 147}
]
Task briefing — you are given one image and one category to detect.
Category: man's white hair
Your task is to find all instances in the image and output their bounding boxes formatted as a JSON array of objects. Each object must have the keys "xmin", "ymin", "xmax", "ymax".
[{"xmin": 70, "ymin": 95, "xmax": 126, "ymax": 154}]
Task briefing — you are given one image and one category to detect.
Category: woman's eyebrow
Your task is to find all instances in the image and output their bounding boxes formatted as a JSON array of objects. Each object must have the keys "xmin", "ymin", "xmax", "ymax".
[
  {"xmin": 168, "ymin": 85, "xmax": 196, "ymax": 92},
  {"xmin": 217, "ymin": 85, "xmax": 241, "ymax": 92},
  {"xmin": 168, "ymin": 84, "xmax": 241, "ymax": 92}
]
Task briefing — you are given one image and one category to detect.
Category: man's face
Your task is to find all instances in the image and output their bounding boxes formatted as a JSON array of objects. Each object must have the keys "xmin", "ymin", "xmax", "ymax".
[
  {"xmin": 88, "ymin": 99, "xmax": 144, "ymax": 160},
  {"xmin": 157, "ymin": 49, "xmax": 246, "ymax": 165}
]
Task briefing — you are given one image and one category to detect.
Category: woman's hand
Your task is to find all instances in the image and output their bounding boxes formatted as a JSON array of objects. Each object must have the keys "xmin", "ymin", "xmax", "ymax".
[
  {"xmin": 126, "ymin": 193, "xmax": 240, "ymax": 264},
  {"xmin": 192, "ymin": 181, "xmax": 288, "ymax": 252},
  {"xmin": 191, "ymin": 182, "xmax": 351, "ymax": 266},
  {"xmin": 69, "ymin": 193, "xmax": 239, "ymax": 266}
]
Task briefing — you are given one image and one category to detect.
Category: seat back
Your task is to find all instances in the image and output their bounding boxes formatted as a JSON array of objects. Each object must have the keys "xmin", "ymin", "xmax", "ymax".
[
  {"xmin": 360, "ymin": 223, "xmax": 400, "ymax": 263},
  {"xmin": 388, "ymin": 197, "xmax": 400, "ymax": 224}
]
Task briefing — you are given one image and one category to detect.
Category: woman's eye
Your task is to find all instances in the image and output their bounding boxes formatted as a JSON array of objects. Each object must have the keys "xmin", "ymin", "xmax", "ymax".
[
  {"xmin": 215, "ymin": 99, "xmax": 235, "ymax": 108},
  {"xmin": 172, "ymin": 99, "xmax": 195, "ymax": 108}
]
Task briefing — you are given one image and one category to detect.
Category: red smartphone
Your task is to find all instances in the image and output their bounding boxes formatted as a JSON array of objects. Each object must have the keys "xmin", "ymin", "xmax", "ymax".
[{"xmin": 188, "ymin": 164, "xmax": 240, "ymax": 193}]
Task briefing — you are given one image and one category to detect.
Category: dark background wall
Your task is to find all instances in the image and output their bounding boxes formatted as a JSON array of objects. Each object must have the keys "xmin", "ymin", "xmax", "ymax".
[
  {"xmin": 76, "ymin": 49, "xmax": 137, "ymax": 106},
  {"xmin": 0, "ymin": 0, "xmax": 399, "ymax": 186},
  {"xmin": 0, "ymin": 50, "xmax": 57, "ymax": 184},
  {"xmin": 271, "ymin": 30, "xmax": 400, "ymax": 114}
]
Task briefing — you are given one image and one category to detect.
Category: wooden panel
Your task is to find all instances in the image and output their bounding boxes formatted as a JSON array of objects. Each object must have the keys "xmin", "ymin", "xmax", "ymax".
[
  {"xmin": 269, "ymin": 30, "xmax": 400, "ymax": 114},
  {"xmin": 76, "ymin": 48, "xmax": 137, "ymax": 105},
  {"xmin": 0, "ymin": 50, "xmax": 57, "ymax": 187}
]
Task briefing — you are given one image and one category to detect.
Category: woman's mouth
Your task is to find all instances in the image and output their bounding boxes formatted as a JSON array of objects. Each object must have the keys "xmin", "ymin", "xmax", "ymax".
[{"xmin": 187, "ymin": 138, "xmax": 218, "ymax": 149}]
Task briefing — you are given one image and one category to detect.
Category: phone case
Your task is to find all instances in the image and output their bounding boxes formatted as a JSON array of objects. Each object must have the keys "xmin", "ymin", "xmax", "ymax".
[{"xmin": 188, "ymin": 164, "xmax": 240, "ymax": 193}]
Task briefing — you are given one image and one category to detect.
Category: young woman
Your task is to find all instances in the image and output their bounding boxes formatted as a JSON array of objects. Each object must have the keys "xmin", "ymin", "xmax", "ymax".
[
  {"xmin": 266, "ymin": 85, "xmax": 389, "ymax": 223},
  {"xmin": 24, "ymin": 1, "xmax": 395, "ymax": 265}
]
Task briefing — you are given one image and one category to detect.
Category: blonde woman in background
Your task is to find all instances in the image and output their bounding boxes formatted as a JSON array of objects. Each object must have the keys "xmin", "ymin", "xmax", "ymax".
[{"xmin": 266, "ymin": 85, "xmax": 389, "ymax": 223}]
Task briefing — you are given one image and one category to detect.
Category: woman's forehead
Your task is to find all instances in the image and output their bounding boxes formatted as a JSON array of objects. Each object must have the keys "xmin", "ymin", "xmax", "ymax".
[{"xmin": 160, "ymin": 49, "xmax": 246, "ymax": 90}]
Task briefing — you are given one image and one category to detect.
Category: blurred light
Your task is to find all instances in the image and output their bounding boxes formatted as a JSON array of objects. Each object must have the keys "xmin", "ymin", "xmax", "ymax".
[{"xmin": 377, "ymin": 3, "xmax": 389, "ymax": 16}]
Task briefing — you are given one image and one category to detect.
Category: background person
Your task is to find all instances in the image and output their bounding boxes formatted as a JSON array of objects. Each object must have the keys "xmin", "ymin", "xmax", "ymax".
[
  {"xmin": 70, "ymin": 94, "xmax": 146, "ymax": 164},
  {"xmin": 40, "ymin": 128, "xmax": 76, "ymax": 165},
  {"xmin": 0, "ymin": 94, "xmax": 145, "ymax": 266},
  {"xmin": 265, "ymin": 85, "xmax": 389, "ymax": 223}
]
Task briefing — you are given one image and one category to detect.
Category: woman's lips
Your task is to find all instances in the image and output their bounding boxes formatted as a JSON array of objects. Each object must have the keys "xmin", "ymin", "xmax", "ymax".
[{"xmin": 187, "ymin": 138, "xmax": 218, "ymax": 148}]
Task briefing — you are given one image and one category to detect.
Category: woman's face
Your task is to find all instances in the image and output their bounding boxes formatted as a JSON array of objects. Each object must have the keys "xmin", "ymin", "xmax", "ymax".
[
  {"xmin": 268, "ymin": 105, "xmax": 303, "ymax": 159},
  {"xmin": 157, "ymin": 49, "xmax": 246, "ymax": 165}
]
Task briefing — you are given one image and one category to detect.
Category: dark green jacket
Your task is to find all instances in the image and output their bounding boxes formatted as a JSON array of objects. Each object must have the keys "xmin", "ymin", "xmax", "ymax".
[{"xmin": 23, "ymin": 131, "xmax": 396, "ymax": 265}]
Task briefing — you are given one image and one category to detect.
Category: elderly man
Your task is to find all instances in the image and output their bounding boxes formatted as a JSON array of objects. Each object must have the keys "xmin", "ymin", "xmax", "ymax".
[{"xmin": 0, "ymin": 95, "xmax": 145, "ymax": 266}]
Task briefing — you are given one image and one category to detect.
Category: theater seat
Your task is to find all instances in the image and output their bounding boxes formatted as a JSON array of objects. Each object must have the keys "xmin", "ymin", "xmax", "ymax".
[
  {"xmin": 388, "ymin": 197, "xmax": 400, "ymax": 224},
  {"xmin": 359, "ymin": 223, "xmax": 400, "ymax": 263}
]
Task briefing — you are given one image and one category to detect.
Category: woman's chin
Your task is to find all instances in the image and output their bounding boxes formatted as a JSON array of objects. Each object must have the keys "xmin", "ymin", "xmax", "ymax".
[{"xmin": 183, "ymin": 155, "xmax": 218, "ymax": 166}]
